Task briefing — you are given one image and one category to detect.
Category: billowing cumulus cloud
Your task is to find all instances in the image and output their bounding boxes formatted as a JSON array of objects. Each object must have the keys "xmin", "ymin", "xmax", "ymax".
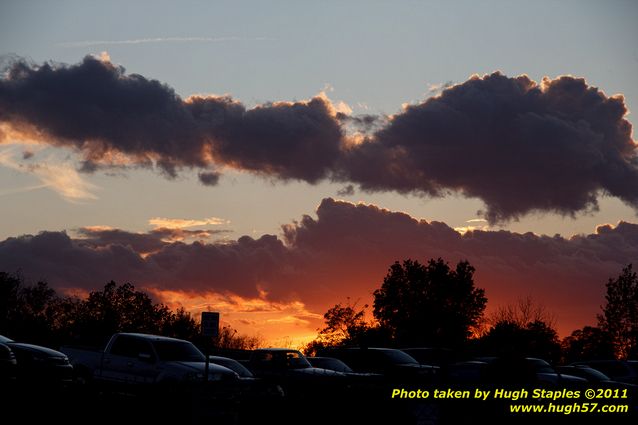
[
  {"xmin": 1, "ymin": 57, "xmax": 637, "ymax": 221},
  {"xmin": 0, "ymin": 56, "xmax": 344, "ymax": 182},
  {"xmin": 1, "ymin": 198, "xmax": 637, "ymax": 335},
  {"xmin": 341, "ymin": 73, "xmax": 638, "ymax": 222}
]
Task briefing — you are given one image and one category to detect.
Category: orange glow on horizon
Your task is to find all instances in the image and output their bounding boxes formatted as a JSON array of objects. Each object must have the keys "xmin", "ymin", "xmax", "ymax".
[{"xmin": 148, "ymin": 288, "xmax": 323, "ymax": 349}]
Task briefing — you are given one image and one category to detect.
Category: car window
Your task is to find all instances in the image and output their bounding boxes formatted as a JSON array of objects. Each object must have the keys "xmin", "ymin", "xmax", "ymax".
[
  {"xmin": 284, "ymin": 351, "xmax": 311, "ymax": 369},
  {"xmin": 574, "ymin": 367, "xmax": 610, "ymax": 381},
  {"xmin": 152, "ymin": 340, "xmax": 205, "ymax": 362},
  {"xmin": 310, "ymin": 358, "xmax": 353, "ymax": 373},
  {"xmin": 526, "ymin": 358, "xmax": 554, "ymax": 373},
  {"xmin": 379, "ymin": 349, "xmax": 419, "ymax": 365},
  {"xmin": 212, "ymin": 358, "xmax": 252, "ymax": 377},
  {"xmin": 110, "ymin": 336, "xmax": 154, "ymax": 359}
]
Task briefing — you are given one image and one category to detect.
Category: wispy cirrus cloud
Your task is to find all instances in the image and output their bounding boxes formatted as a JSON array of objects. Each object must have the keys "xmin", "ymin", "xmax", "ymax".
[
  {"xmin": 56, "ymin": 36, "xmax": 273, "ymax": 48},
  {"xmin": 0, "ymin": 183, "xmax": 49, "ymax": 197},
  {"xmin": 148, "ymin": 216, "xmax": 230, "ymax": 229},
  {"xmin": 0, "ymin": 146, "xmax": 98, "ymax": 202}
]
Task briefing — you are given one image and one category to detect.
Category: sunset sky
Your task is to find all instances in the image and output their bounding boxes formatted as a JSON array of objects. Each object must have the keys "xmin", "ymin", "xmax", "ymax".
[{"xmin": 1, "ymin": 0, "xmax": 637, "ymax": 347}]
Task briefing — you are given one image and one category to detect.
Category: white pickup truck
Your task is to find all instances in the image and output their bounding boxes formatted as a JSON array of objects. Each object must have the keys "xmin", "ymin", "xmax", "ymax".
[{"xmin": 61, "ymin": 332, "xmax": 237, "ymax": 386}]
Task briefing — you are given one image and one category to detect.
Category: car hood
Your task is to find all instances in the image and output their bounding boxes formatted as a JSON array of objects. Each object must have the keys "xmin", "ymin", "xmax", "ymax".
[
  {"xmin": 171, "ymin": 361, "xmax": 236, "ymax": 375},
  {"xmin": 8, "ymin": 343, "xmax": 66, "ymax": 358},
  {"xmin": 395, "ymin": 363, "xmax": 439, "ymax": 373},
  {"xmin": 289, "ymin": 367, "xmax": 347, "ymax": 378},
  {"xmin": 537, "ymin": 372, "xmax": 587, "ymax": 383}
]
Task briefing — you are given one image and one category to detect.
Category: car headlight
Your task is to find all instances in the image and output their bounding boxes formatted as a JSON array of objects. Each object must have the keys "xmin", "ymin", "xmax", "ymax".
[{"xmin": 45, "ymin": 356, "xmax": 70, "ymax": 365}]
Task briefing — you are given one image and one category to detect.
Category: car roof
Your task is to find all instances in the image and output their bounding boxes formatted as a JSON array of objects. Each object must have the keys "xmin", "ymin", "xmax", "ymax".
[
  {"xmin": 330, "ymin": 347, "xmax": 402, "ymax": 351},
  {"xmin": 117, "ymin": 333, "xmax": 191, "ymax": 343},
  {"xmin": 253, "ymin": 348, "xmax": 302, "ymax": 352},
  {"xmin": 8, "ymin": 342, "xmax": 66, "ymax": 357},
  {"xmin": 0, "ymin": 335, "xmax": 14, "ymax": 343},
  {"xmin": 401, "ymin": 347, "xmax": 453, "ymax": 351},
  {"xmin": 209, "ymin": 355, "xmax": 240, "ymax": 362}
]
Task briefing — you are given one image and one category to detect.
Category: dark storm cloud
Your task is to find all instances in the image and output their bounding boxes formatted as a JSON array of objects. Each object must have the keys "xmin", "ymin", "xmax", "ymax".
[
  {"xmin": 2, "ymin": 57, "xmax": 637, "ymax": 221},
  {"xmin": 0, "ymin": 56, "xmax": 344, "ymax": 182},
  {"xmin": 341, "ymin": 72, "xmax": 638, "ymax": 222},
  {"xmin": 0, "ymin": 231, "xmax": 147, "ymax": 286}
]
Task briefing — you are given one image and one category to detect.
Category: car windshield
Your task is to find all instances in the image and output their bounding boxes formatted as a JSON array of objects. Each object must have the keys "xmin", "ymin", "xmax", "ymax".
[
  {"xmin": 0, "ymin": 335, "xmax": 14, "ymax": 343},
  {"xmin": 380, "ymin": 349, "xmax": 419, "ymax": 365},
  {"xmin": 577, "ymin": 367, "xmax": 610, "ymax": 381},
  {"xmin": 310, "ymin": 358, "xmax": 353, "ymax": 373},
  {"xmin": 527, "ymin": 358, "xmax": 554, "ymax": 373},
  {"xmin": 279, "ymin": 351, "xmax": 311, "ymax": 369},
  {"xmin": 152, "ymin": 340, "xmax": 205, "ymax": 362},
  {"xmin": 211, "ymin": 358, "xmax": 253, "ymax": 378}
]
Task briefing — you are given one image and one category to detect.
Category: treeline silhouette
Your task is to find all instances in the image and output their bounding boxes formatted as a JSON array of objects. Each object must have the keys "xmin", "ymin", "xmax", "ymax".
[
  {"xmin": 0, "ymin": 272, "xmax": 261, "ymax": 351},
  {"xmin": 1, "ymin": 258, "xmax": 636, "ymax": 362},
  {"xmin": 304, "ymin": 259, "xmax": 637, "ymax": 362}
]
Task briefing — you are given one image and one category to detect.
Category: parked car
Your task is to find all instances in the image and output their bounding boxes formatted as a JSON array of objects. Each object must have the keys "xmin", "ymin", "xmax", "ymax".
[
  {"xmin": 446, "ymin": 361, "xmax": 489, "ymax": 384},
  {"xmin": 477, "ymin": 356, "xmax": 586, "ymax": 386},
  {"xmin": 0, "ymin": 342, "xmax": 17, "ymax": 381},
  {"xmin": 247, "ymin": 348, "xmax": 346, "ymax": 379},
  {"xmin": 557, "ymin": 365, "xmax": 614, "ymax": 383},
  {"xmin": 61, "ymin": 333, "xmax": 238, "ymax": 388},
  {"xmin": 209, "ymin": 355, "xmax": 255, "ymax": 379},
  {"xmin": 400, "ymin": 347, "xmax": 457, "ymax": 367},
  {"xmin": 556, "ymin": 365, "xmax": 636, "ymax": 389},
  {"xmin": 210, "ymin": 355, "xmax": 286, "ymax": 401},
  {"xmin": 307, "ymin": 356, "xmax": 355, "ymax": 374},
  {"xmin": 317, "ymin": 347, "xmax": 438, "ymax": 383},
  {"xmin": 571, "ymin": 360, "xmax": 638, "ymax": 385},
  {"xmin": 246, "ymin": 348, "xmax": 348, "ymax": 399},
  {"xmin": 0, "ymin": 335, "xmax": 73, "ymax": 384}
]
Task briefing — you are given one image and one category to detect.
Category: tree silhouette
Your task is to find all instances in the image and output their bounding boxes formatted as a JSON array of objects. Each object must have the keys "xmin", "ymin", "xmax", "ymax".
[
  {"xmin": 213, "ymin": 325, "xmax": 264, "ymax": 350},
  {"xmin": 479, "ymin": 298, "xmax": 560, "ymax": 361},
  {"xmin": 0, "ymin": 272, "xmax": 59, "ymax": 345},
  {"xmin": 598, "ymin": 264, "xmax": 638, "ymax": 359},
  {"xmin": 561, "ymin": 326, "xmax": 614, "ymax": 363},
  {"xmin": 488, "ymin": 296, "xmax": 555, "ymax": 329},
  {"xmin": 161, "ymin": 307, "xmax": 200, "ymax": 341},
  {"xmin": 480, "ymin": 320, "xmax": 561, "ymax": 362},
  {"xmin": 373, "ymin": 258, "xmax": 487, "ymax": 347},
  {"xmin": 304, "ymin": 300, "xmax": 373, "ymax": 354},
  {"xmin": 74, "ymin": 281, "xmax": 172, "ymax": 345},
  {"xmin": 0, "ymin": 273, "xmax": 208, "ymax": 348}
]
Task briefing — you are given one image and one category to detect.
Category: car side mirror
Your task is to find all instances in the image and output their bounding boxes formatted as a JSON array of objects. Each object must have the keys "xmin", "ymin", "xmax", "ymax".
[{"xmin": 138, "ymin": 352, "xmax": 154, "ymax": 363}]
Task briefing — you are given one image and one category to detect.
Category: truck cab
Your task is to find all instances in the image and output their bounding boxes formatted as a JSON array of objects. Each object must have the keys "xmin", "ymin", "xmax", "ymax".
[{"xmin": 63, "ymin": 333, "xmax": 237, "ymax": 386}]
